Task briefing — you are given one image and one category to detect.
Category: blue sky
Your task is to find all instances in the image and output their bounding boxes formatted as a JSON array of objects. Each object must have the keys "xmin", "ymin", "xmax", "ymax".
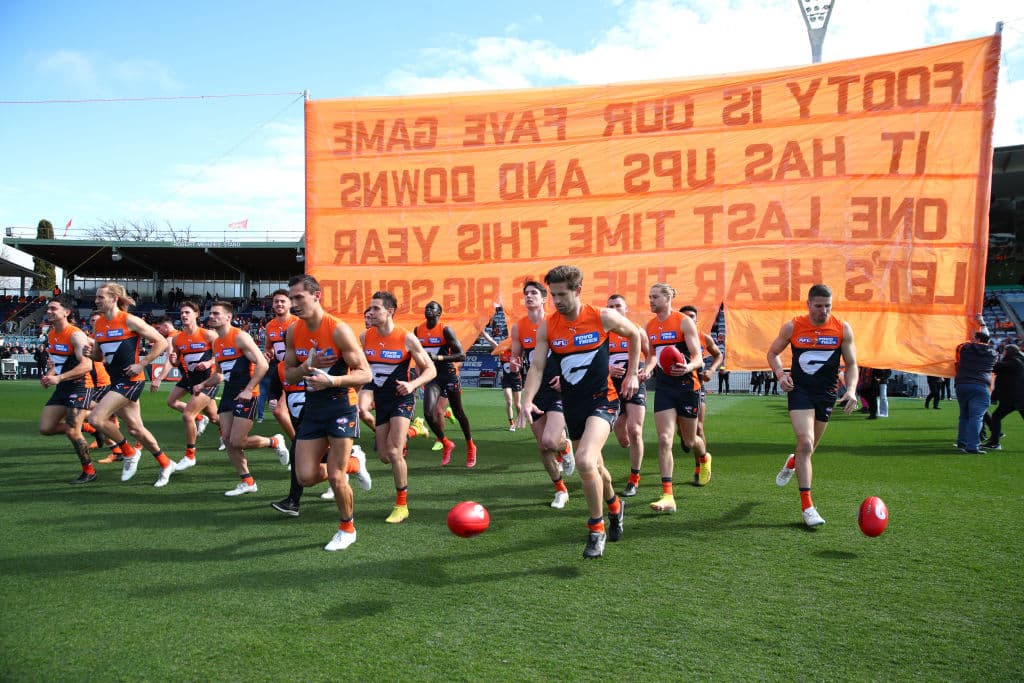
[{"xmin": 1, "ymin": 0, "xmax": 1022, "ymax": 267}]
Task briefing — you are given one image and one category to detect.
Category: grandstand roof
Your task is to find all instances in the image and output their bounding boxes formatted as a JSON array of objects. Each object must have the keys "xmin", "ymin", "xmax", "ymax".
[
  {"xmin": 0, "ymin": 256, "xmax": 37, "ymax": 279},
  {"xmin": 0, "ymin": 238, "xmax": 303, "ymax": 280}
]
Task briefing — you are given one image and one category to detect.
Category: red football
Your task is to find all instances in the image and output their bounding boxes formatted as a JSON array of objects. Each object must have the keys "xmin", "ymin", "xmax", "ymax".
[
  {"xmin": 858, "ymin": 496, "xmax": 889, "ymax": 537},
  {"xmin": 659, "ymin": 345, "xmax": 685, "ymax": 374},
  {"xmin": 447, "ymin": 501, "xmax": 490, "ymax": 538}
]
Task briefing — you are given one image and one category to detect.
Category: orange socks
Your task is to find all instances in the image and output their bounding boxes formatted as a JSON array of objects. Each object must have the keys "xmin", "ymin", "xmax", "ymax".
[
  {"xmin": 339, "ymin": 519, "xmax": 355, "ymax": 533},
  {"xmin": 155, "ymin": 451, "xmax": 171, "ymax": 468},
  {"xmin": 242, "ymin": 474, "xmax": 255, "ymax": 486},
  {"xmin": 607, "ymin": 496, "xmax": 622, "ymax": 515},
  {"xmin": 800, "ymin": 488, "xmax": 813, "ymax": 510},
  {"xmin": 661, "ymin": 479, "xmax": 673, "ymax": 496},
  {"xmin": 395, "ymin": 488, "xmax": 408, "ymax": 506},
  {"xmin": 554, "ymin": 479, "xmax": 568, "ymax": 493},
  {"xmin": 119, "ymin": 440, "xmax": 137, "ymax": 457},
  {"xmin": 628, "ymin": 471, "xmax": 641, "ymax": 486},
  {"xmin": 345, "ymin": 457, "xmax": 359, "ymax": 474},
  {"xmin": 588, "ymin": 518, "xmax": 606, "ymax": 533},
  {"xmin": 82, "ymin": 422, "xmax": 97, "ymax": 434}
]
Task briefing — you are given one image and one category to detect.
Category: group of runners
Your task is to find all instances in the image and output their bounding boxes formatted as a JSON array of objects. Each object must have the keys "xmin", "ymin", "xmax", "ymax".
[{"xmin": 38, "ymin": 271, "xmax": 857, "ymax": 558}]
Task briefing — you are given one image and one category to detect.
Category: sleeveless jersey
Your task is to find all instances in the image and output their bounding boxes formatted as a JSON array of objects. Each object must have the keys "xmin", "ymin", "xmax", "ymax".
[
  {"xmin": 647, "ymin": 312, "xmax": 700, "ymax": 391},
  {"xmin": 93, "ymin": 311, "xmax": 143, "ymax": 383},
  {"xmin": 90, "ymin": 357, "xmax": 111, "ymax": 387},
  {"xmin": 266, "ymin": 314, "xmax": 298, "ymax": 363},
  {"xmin": 546, "ymin": 304, "xmax": 617, "ymax": 402},
  {"xmin": 172, "ymin": 327, "xmax": 215, "ymax": 384},
  {"xmin": 48, "ymin": 325, "xmax": 92, "ymax": 389},
  {"xmin": 215, "ymin": 327, "xmax": 259, "ymax": 396},
  {"xmin": 789, "ymin": 314, "xmax": 845, "ymax": 396},
  {"xmin": 364, "ymin": 325, "xmax": 411, "ymax": 397},
  {"xmin": 414, "ymin": 322, "xmax": 458, "ymax": 377},
  {"xmin": 276, "ymin": 360, "xmax": 307, "ymax": 420},
  {"xmin": 515, "ymin": 315, "xmax": 541, "ymax": 370},
  {"xmin": 290, "ymin": 313, "xmax": 356, "ymax": 409}
]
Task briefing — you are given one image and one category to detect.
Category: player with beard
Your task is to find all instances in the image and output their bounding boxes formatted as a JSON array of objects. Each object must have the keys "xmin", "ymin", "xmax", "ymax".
[{"xmin": 518, "ymin": 266, "xmax": 641, "ymax": 559}]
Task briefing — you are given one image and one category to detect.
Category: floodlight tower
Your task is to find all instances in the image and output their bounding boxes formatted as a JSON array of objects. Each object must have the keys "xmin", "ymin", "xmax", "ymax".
[{"xmin": 798, "ymin": 0, "xmax": 836, "ymax": 63}]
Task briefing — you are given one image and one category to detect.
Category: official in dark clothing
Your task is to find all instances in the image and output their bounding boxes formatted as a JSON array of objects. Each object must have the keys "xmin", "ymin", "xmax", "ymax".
[
  {"xmin": 955, "ymin": 328, "xmax": 998, "ymax": 453},
  {"xmin": 983, "ymin": 344, "xmax": 1024, "ymax": 450},
  {"xmin": 925, "ymin": 375, "xmax": 943, "ymax": 409}
]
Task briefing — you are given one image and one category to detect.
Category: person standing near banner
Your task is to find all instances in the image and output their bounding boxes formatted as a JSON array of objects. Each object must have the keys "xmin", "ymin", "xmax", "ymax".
[
  {"xmin": 362, "ymin": 290, "xmax": 436, "ymax": 525},
  {"xmin": 518, "ymin": 266, "xmax": 639, "ymax": 559},
  {"xmin": 767, "ymin": 284, "xmax": 859, "ymax": 527}
]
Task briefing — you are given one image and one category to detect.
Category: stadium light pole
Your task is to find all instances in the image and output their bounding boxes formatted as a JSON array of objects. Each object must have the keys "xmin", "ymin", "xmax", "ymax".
[{"xmin": 798, "ymin": 0, "xmax": 835, "ymax": 63}]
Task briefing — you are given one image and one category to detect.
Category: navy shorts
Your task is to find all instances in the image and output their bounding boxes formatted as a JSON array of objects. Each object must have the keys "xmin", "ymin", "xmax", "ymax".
[
  {"xmin": 296, "ymin": 402, "xmax": 359, "ymax": 440},
  {"xmin": 653, "ymin": 381, "xmax": 700, "ymax": 419},
  {"xmin": 46, "ymin": 383, "xmax": 92, "ymax": 410},
  {"xmin": 375, "ymin": 393, "xmax": 416, "ymax": 422},
  {"xmin": 613, "ymin": 377, "xmax": 646, "ymax": 409},
  {"xmin": 787, "ymin": 385, "xmax": 836, "ymax": 423},
  {"xmin": 90, "ymin": 384, "xmax": 110, "ymax": 404},
  {"xmin": 534, "ymin": 383, "xmax": 564, "ymax": 414},
  {"xmin": 219, "ymin": 386, "xmax": 258, "ymax": 420},
  {"xmin": 564, "ymin": 395, "xmax": 619, "ymax": 441},
  {"xmin": 109, "ymin": 380, "xmax": 145, "ymax": 402},
  {"xmin": 501, "ymin": 369, "xmax": 523, "ymax": 391}
]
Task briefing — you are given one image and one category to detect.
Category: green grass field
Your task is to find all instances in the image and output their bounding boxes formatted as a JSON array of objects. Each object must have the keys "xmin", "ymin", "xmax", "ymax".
[{"xmin": 1, "ymin": 382, "xmax": 1022, "ymax": 681}]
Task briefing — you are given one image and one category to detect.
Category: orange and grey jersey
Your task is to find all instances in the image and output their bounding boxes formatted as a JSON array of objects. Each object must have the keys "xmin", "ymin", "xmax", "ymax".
[
  {"xmin": 789, "ymin": 314, "xmax": 845, "ymax": 396},
  {"xmin": 215, "ymin": 327, "xmax": 258, "ymax": 396},
  {"xmin": 515, "ymin": 315, "xmax": 540, "ymax": 371},
  {"xmin": 546, "ymin": 304, "xmax": 617, "ymax": 402},
  {"xmin": 93, "ymin": 311, "xmax": 144, "ymax": 383},
  {"xmin": 277, "ymin": 360, "xmax": 307, "ymax": 420},
  {"xmin": 266, "ymin": 314, "xmax": 297, "ymax": 363},
  {"xmin": 48, "ymin": 325, "xmax": 92, "ymax": 389},
  {"xmin": 608, "ymin": 330, "xmax": 644, "ymax": 388},
  {"xmin": 364, "ymin": 326, "xmax": 411, "ymax": 398},
  {"xmin": 90, "ymin": 356, "xmax": 111, "ymax": 388},
  {"xmin": 415, "ymin": 322, "xmax": 458, "ymax": 378},
  {"xmin": 647, "ymin": 312, "xmax": 700, "ymax": 391},
  {"xmin": 291, "ymin": 313, "xmax": 356, "ymax": 409},
  {"xmin": 172, "ymin": 328, "xmax": 214, "ymax": 384}
]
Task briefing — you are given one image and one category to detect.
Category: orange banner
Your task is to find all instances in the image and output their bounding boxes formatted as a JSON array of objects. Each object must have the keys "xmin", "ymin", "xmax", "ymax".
[{"xmin": 306, "ymin": 36, "xmax": 999, "ymax": 374}]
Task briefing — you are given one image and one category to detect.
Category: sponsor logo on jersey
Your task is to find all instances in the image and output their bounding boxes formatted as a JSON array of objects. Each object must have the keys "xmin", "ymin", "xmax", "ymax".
[
  {"xmin": 817, "ymin": 335, "xmax": 839, "ymax": 346},
  {"xmin": 108, "ymin": 329, "xmax": 125, "ymax": 337},
  {"xmin": 659, "ymin": 331, "xmax": 678, "ymax": 341},
  {"xmin": 573, "ymin": 331, "xmax": 600, "ymax": 346},
  {"xmin": 189, "ymin": 342, "xmax": 206, "ymax": 350},
  {"xmin": 55, "ymin": 344, "xmax": 69, "ymax": 352},
  {"xmin": 381, "ymin": 349, "xmax": 404, "ymax": 360}
]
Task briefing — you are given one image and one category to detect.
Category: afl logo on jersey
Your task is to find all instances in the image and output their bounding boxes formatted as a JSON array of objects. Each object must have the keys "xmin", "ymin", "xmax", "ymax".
[
  {"xmin": 523, "ymin": 336, "xmax": 534, "ymax": 344},
  {"xmin": 797, "ymin": 336, "xmax": 815, "ymax": 344},
  {"xmin": 574, "ymin": 331, "xmax": 599, "ymax": 346},
  {"xmin": 551, "ymin": 339, "xmax": 568, "ymax": 348}
]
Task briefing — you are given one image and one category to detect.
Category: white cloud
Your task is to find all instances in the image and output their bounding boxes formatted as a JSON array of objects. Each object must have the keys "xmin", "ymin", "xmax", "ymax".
[
  {"xmin": 383, "ymin": 0, "xmax": 1023, "ymax": 144},
  {"xmin": 36, "ymin": 50, "xmax": 98, "ymax": 88},
  {"xmin": 35, "ymin": 49, "xmax": 180, "ymax": 93}
]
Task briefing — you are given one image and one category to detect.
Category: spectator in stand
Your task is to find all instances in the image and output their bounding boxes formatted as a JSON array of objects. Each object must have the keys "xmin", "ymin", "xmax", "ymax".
[
  {"xmin": 717, "ymin": 366, "xmax": 730, "ymax": 394},
  {"xmin": 982, "ymin": 344, "xmax": 1024, "ymax": 450},
  {"xmin": 33, "ymin": 344, "xmax": 48, "ymax": 375}
]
